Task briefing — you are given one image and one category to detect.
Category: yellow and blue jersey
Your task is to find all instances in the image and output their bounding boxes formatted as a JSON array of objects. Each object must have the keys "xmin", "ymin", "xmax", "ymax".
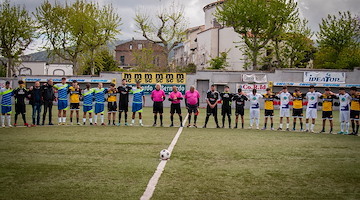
[
  {"xmin": 93, "ymin": 88, "xmax": 107, "ymax": 103},
  {"xmin": 0, "ymin": 87, "xmax": 13, "ymax": 106},
  {"xmin": 131, "ymin": 88, "xmax": 144, "ymax": 103},
  {"xmin": 54, "ymin": 83, "xmax": 70, "ymax": 101},
  {"xmin": 82, "ymin": 88, "xmax": 94, "ymax": 106}
]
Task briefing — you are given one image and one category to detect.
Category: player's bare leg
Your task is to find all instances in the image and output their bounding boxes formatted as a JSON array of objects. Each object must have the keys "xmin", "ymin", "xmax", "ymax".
[
  {"xmin": 286, "ymin": 117, "xmax": 290, "ymax": 131},
  {"xmin": 262, "ymin": 116, "xmax": 268, "ymax": 130},
  {"xmin": 278, "ymin": 117, "xmax": 283, "ymax": 130}
]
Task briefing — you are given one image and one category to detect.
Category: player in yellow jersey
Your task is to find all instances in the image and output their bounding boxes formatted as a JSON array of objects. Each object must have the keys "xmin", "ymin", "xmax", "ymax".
[
  {"xmin": 262, "ymin": 88, "xmax": 277, "ymax": 130},
  {"xmin": 349, "ymin": 87, "xmax": 360, "ymax": 135},
  {"xmin": 291, "ymin": 88, "xmax": 306, "ymax": 131},
  {"xmin": 107, "ymin": 83, "xmax": 118, "ymax": 126},
  {"xmin": 319, "ymin": 88, "xmax": 337, "ymax": 134},
  {"xmin": 69, "ymin": 80, "xmax": 81, "ymax": 125}
]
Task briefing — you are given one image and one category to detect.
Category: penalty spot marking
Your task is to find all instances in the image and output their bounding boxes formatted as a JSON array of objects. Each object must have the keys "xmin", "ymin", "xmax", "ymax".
[{"xmin": 140, "ymin": 113, "xmax": 189, "ymax": 200}]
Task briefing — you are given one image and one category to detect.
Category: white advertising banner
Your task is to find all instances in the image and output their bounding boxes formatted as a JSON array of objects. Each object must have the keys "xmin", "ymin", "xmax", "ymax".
[
  {"xmin": 303, "ymin": 72, "xmax": 346, "ymax": 83},
  {"xmin": 236, "ymin": 84, "xmax": 268, "ymax": 94},
  {"xmin": 242, "ymin": 74, "xmax": 267, "ymax": 83}
]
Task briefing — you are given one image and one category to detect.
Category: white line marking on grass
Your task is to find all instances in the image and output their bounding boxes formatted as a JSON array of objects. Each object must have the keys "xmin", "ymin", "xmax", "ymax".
[{"xmin": 140, "ymin": 113, "xmax": 189, "ymax": 200}]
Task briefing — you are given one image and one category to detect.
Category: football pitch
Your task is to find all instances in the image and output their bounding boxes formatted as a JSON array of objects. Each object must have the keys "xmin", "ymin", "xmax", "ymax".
[{"xmin": 0, "ymin": 107, "xmax": 359, "ymax": 199}]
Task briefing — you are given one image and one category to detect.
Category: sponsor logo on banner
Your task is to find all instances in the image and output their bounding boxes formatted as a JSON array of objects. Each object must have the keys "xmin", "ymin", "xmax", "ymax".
[
  {"xmin": 23, "ymin": 78, "xmax": 111, "ymax": 83},
  {"xmin": 304, "ymin": 72, "xmax": 345, "ymax": 83},
  {"xmin": 236, "ymin": 84, "xmax": 268, "ymax": 94},
  {"xmin": 129, "ymin": 84, "xmax": 186, "ymax": 95},
  {"xmin": 123, "ymin": 72, "xmax": 186, "ymax": 84}
]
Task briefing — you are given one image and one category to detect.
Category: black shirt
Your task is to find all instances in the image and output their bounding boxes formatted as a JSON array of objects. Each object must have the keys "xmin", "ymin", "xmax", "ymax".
[
  {"xmin": 41, "ymin": 84, "xmax": 56, "ymax": 102},
  {"xmin": 29, "ymin": 87, "xmax": 42, "ymax": 105},
  {"xmin": 13, "ymin": 87, "xmax": 28, "ymax": 104},
  {"xmin": 232, "ymin": 94, "xmax": 248, "ymax": 107},
  {"xmin": 206, "ymin": 90, "xmax": 220, "ymax": 105},
  {"xmin": 117, "ymin": 85, "xmax": 132, "ymax": 103},
  {"xmin": 220, "ymin": 92, "xmax": 234, "ymax": 109}
]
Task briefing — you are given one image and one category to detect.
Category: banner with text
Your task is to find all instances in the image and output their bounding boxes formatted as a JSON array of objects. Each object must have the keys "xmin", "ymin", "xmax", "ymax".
[
  {"xmin": 129, "ymin": 84, "xmax": 186, "ymax": 95},
  {"xmin": 236, "ymin": 84, "xmax": 268, "ymax": 94},
  {"xmin": 123, "ymin": 72, "xmax": 186, "ymax": 84},
  {"xmin": 303, "ymin": 72, "xmax": 346, "ymax": 83}
]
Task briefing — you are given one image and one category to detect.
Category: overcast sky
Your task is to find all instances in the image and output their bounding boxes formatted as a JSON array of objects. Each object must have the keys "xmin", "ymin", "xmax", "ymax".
[{"xmin": 10, "ymin": 0, "xmax": 360, "ymax": 54}]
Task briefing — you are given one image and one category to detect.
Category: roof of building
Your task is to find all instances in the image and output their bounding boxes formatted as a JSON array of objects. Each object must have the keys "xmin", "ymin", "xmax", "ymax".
[{"xmin": 203, "ymin": 0, "xmax": 225, "ymax": 11}]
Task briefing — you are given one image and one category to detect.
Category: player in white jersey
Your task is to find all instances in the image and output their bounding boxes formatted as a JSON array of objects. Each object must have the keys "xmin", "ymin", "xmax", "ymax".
[
  {"xmin": 305, "ymin": 85, "xmax": 322, "ymax": 132},
  {"xmin": 247, "ymin": 89, "xmax": 262, "ymax": 129},
  {"xmin": 277, "ymin": 86, "xmax": 291, "ymax": 131},
  {"xmin": 336, "ymin": 88, "xmax": 352, "ymax": 134}
]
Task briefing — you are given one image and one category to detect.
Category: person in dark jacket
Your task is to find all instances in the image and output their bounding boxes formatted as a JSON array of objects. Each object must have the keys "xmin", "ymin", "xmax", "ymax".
[
  {"xmin": 41, "ymin": 79, "xmax": 55, "ymax": 125},
  {"xmin": 13, "ymin": 80, "xmax": 29, "ymax": 127},
  {"xmin": 28, "ymin": 81, "xmax": 43, "ymax": 126}
]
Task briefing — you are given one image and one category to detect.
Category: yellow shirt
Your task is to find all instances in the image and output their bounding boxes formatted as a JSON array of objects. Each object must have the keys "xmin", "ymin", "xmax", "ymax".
[
  {"xmin": 263, "ymin": 93, "xmax": 275, "ymax": 110},
  {"xmin": 292, "ymin": 93, "xmax": 304, "ymax": 109},
  {"xmin": 107, "ymin": 90, "xmax": 117, "ymax": 102},
  {"xmin": 350, "ymin": 92, "xmax": 360, "ymax": 111},
  {"xmin": 321, "ymin": 94, "xmax": 336, "ymax": 111},
  {"xmin": 69, "ymin": 86, "xmax": 81, "ymax": 103}
]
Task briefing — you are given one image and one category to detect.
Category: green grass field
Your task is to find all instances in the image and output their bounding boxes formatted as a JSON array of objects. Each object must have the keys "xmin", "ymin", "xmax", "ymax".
[{"xmin": 0, "ymin": 107, "xmax": 359, "ymax": 200}]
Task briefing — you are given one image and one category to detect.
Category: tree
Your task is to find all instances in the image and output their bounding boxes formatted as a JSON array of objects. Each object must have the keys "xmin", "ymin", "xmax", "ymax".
[
  {"xmin": 80, "ymin": 47, "xmax": 119, "ymax": 75},
  {"xmin": 134, "ymin": 2, "xmax": 187, "ymax": 72},
  {"xmin": 0, "ymin": 0, "xmax": 36, "ymax": 77},
  {"xmin": 315, "ymin": 11, "xmax": 360, "ymax": 69},
  {"xmin": 35, "ymin": 0, "xmax": 121, "ymax": 75},
  {"xmin": 132, "ymin": 47, "xmax": 157, "ymax": 72},
  {"xmin": 216, "ymin": 0, "xmax": 298, "ymax": 69},
  {"xmin": 208, "ymin": 51, "xmax": 229, "ymax": 70}
]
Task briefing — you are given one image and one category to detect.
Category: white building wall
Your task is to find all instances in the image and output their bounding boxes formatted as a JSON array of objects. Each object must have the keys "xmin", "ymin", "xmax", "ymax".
[
  {"xmin": 219, "ymin": 28, "xmax": 246, "ymax": 71},
  {"xmin": 47, "ymin": 64, "xmax": 73, "ymax": 76}
]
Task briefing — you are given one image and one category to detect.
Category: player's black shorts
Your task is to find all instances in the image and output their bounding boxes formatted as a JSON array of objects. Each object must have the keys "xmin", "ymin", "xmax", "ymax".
[
  {"xmin": 222, "ymin": 107, "xmax": 231, "ymax": 115},
  {"xmin": 170, "ymin": 103, "xmax": 182, "ymax": 114},
  {"xmin": 206, "ymin": 105, "xmax": 217, "ymax": 115},
  {"xmin": 264, "ymin": 109, "xmax": 274, "ymax": 117},
  {"xmin": 119, "ymin": 101, "xmax": 128, "ymax": 112},
  {"xmin": 153, "ymin": 102, "xmax": 164, "ymax": 114},
  {"xmin": 187, "ymin": 104, "xmax": 198, "ymax": 114},
  {"xmin": 70, "ymin": 103, "xmax": 80, "ymax": 110},
  {"xmin": 108, "ymin": 102, "xmax": 117, "ymax": 112},
  {"xmin": 350, "ymin": 110, "xmax": 360, "ymax": 120},
  {"xmin": 292, "ymin": 108, "xmax": 303, "ymax": 118},
  {"xmin": 235, "ymin": 106, "xmax": 244, "ymax": 116},
  {"xmin": 15, "ymin": 103, "xmax": 26, "ymax": 114},
  {"xmin": 322, "ymin": 111, "xmax": 333, "ymax": 119}
]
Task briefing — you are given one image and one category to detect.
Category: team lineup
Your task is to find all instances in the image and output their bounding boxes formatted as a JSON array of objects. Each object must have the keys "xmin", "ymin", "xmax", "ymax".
[{"xmin": 0, "ymin": 78, "xmax": 359, "ymax": 135}]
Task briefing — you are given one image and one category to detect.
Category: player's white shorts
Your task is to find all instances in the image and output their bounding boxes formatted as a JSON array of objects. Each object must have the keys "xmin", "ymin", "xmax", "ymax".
[
  {"xmin": 306, "ymin": 109, "xmax": 317, "ymax": 119},
  {"xmin": 250, "ymin": 109, "xmax": 260, "ymax": 119},
  {"xmin": 340, "ymin": 111, "xmax": 350, "ymax": 122},
  {"xmin": 280, "ymin": 109, "xmax": 290, "ymax": 117}
]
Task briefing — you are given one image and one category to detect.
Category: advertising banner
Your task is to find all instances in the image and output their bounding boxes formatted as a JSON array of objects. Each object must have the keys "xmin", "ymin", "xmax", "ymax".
[
  {"xmin": 236, "ymin": 84, "xmax": 268, "ymax": 94},
  {"xmin": 128, "ymin": 84, "xmax": 186, "ymax": 95},
  {"xmin": 303, "ymin": 72, "xmax": 346, "ymax": 83},
  {"xmin": 123, "ymin": 72, "xmax": 186, "ymax": 84}
]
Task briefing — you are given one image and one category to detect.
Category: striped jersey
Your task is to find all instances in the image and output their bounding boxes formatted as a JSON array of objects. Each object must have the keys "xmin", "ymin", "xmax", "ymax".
[
  {"xmin": 0, "ymin": 87, "xmax": 13, "ymax": 106},
  {"xmin": 82, "ymin": 88, "xmax": 94, "ymax": 106},
  {"xmin": 54, "ymin": 83, "xmax": 70, "ymax": 101},
  {"xmin": 131, "ymin": 88, "xmax": 144, "ymax": 103},
  {"xmin": 93, "ymin": 88, "xmax": 107, "ymax": 103}
]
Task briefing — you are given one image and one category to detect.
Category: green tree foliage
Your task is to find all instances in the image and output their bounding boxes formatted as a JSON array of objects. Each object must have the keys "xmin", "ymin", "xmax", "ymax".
[
  {"xmin": 134, "ymin": 2, "xmax": 187, "ymax": 72},
  {"xmin": 35, "ymin": 0, "xmax": 121, "ymax": 75},
  {"xmin": 0, "ymin": 0, "xmax": 36, "ymax": 77},
  {"xmin": 132, "ymin": 46, "xmax": 167, "ymax": 72},
  {"xmin": 216, "ymin": 0, "xmax": 298, "ymax": 70},
  {"xmin": 208, "ymin": 51, "xmax": 229, "ymax": 70},
  {"xmin": 80, "ymin": 47, "xmax": 119, "ymax": 75},
  {"xmin": 176, "ymin": 63, "xmax": 197, "ymax": 73},
  {"xmin": 315, "ymin": 11, "xmax": 360, "ymax": 69}
]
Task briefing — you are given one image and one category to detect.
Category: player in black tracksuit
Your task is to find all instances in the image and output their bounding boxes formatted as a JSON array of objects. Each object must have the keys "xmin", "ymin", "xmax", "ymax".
[
  {"xmin": 117, "ymin": 79, "xmax": 133, "ymax": 125},
  {"xmin": 203, "ymin": 85, "xmax": 220, "ymax": 128},
  {"xmin": 232, "ymin": 88, "xmax": 248, "ymax": 129},
  {"xmin": 41, "ymin": 79, "xmax": 56, "ymax": 125},
  {"xmin": 220, "ymin": 86, "xmax": 234, "ymax": 128},
  {"xmin": 13, "ymin": 80, "xmax": 28, "ymax": 126}
]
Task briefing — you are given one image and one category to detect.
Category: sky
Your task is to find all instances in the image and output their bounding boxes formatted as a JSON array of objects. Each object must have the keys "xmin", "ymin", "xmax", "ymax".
[{"xmin": 8, "ymin": 0, "xmax": 360, "ymax": 54}]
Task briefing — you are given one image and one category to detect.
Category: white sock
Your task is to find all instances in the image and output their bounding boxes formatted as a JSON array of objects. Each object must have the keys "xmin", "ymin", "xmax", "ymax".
[
  {"xmin": 58, "ymin": 117, "xmax": 61, "ymax": 123},
  {"xmin": 250, "ymin": 118, "xmax": 253, "ymax": 126},
  {"xmin": 83, "ymin": 118, "xmax": 86, "ymax": 123},
  {"xmin": 346, "ymin": 122, "xmax": 350, "ymax": 132},
  {"xmin": 341, "ymin": 122, "xmax": 344, "ymax": 132},
  {"xmin": 100, "ymin": 115, "xmax": 104, "ymax": 123},
  {"xmin": 94, "ymin": 115, "xmax": 98, "ymax": 123},
  {"xmin": 139, "ymin": 119, "xmax": 143, "ymax": 124},
  {"xmin": 280, "ymin": 124, "xmax": 283, "ymax": 128},
  {"xmin": 256, "ymin": 118, "xmax": 259, "ymax": 127},
  {"xmin": 311, "ymin": 124, "xmax": 315, "ymax": 130},
  {"xmin": 306, "ymin": 123, "xmax": 309, "ymax": 130},
  {"xmin": 131, "ymin": 119, "xmax": 135, "ymax": 124},
  {"xmin": 89, "ymin": 118, "xmax": 93, "ymax": 123},
  {"xmin": 6, "ymin": 115, "xmax": 11, "ymax": 125},
  {"xmin": 63, "ymin": 117, "xmax": 66, "ymax": 123},
  {"xmin": 286, "ymin": 123, "xmax": 289, "ymax": 128},
  {"xmin": 1, "ymin": 115, "xmax": 5, "ymax": 125}
]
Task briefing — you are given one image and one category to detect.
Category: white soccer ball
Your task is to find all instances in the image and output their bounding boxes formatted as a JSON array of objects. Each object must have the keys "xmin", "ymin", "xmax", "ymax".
[{"xmin": 160, "ymin": 149, "xmax": 170, "ymax": 160}]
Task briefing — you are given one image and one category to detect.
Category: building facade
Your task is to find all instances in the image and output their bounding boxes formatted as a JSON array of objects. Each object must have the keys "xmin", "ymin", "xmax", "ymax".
[{"xmin": 16, "ymin": 61, "xmax": 73, "ymax": 76}]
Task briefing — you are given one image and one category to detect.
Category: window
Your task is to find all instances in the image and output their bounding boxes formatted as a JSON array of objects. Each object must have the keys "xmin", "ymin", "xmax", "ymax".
[
  {"xmin": 120, "ymin": 56, "xmax": 125, "ymax": 65},
  {"xmin": 138, "ymin": 43, "xmax": 143, "ymax": 49},
  {"xmin": 53, "ymin": 69, "xmax": 65, "ymax": 76},
  {"xmin": 19, "ymin": 67, "xmax": 32, "ymax": 76},
  {"xmin": 129, "ymin": 44, "xmax": 133, "ymax": 50}
]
